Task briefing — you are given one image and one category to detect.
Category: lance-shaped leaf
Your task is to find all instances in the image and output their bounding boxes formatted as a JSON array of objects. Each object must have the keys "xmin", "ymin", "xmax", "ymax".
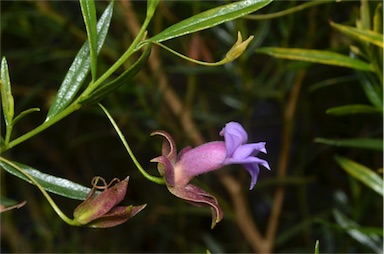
[
  {"xmin": 46, "ymin": 1, "xmax": 114, "ymax": 122},
  {"xmin": 146, "ymin": 0, "xmax": 160, "ymax": 19},
  {"xmin": 255, "ymin": 48, "xmax": 374, "ymax": 72},
  {"xmin": 141, "ymin": 0, "xmax": 272, "ymax": 45},
  {"xmin": 333, "ymin": 209, "xmax": 383, "ymax": 253},
  {"xmin": 359, "ymin": 72, "xmax": 383, "ymax": 110},
  {"xmin": 79, "ymin": 46, "xmax": 151, "ymax": 105},
  {"xmin": 314, "ymin": 240, "xmax": 320, "ymax": 254},
  {"xmin": 326, "ymin": 104, "xmax": 382, "ymax": 115},
  {"xmin": 373, "ymin": 4, "xmax": 382, "ymax": 34},
  {"xmin": 315, "ymin": 137, "xmax": 383, "ymax": 151},
  {"xmin": 330, "ymin": 21, "xmax": 384, "ymax": 48},
  {"xmin": 0, "ymin": 57, "xmax": 14, "ymax": 126},
  {"xmin": 334, "ymin": 155, "xmax": 383, "ymax": 196},
  {"xmin": 0, "ymin": 160, "xmax": 94, "ymax": 200},
  {"xmin": 80, "ymin": 0, "xmax": 98, "ymax": 81},
  {"xmin": 11, "ymin": 108, "xmax": 40, "ymax": 126}
]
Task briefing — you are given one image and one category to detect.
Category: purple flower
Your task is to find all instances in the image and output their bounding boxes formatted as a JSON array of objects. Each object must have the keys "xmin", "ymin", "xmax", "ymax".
[
  {"xmin": 151, "ymin": 122, "xmax": 270, "ymax": 228},
  {"xmin": 219, "ymin": 122, "xmax": 270, "ymax": 189}
]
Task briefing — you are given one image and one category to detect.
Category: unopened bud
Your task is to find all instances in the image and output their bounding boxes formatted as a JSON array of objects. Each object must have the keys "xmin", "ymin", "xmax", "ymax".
[
  {"xmin": 73, "ymin": 176, "xmax": 146, "ymax": 228},
  {"xmin": 225, "ymin": 31, "xmax": 254, "ymax": 61}
]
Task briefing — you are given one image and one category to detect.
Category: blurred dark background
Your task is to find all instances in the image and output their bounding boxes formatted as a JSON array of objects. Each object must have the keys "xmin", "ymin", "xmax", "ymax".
[{"xmin": 1, "ymin": 1, "xmax": 382, "ymax": 253}]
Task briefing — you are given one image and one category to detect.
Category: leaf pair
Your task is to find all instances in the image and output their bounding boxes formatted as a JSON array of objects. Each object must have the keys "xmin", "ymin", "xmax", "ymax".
[
  {"xmin": 1, "ymin": 58, "xmax": 40, "ymax": 147},
  {"xmin": 46, "ymin": 1, "xmax": 114, "ymax": 122}
]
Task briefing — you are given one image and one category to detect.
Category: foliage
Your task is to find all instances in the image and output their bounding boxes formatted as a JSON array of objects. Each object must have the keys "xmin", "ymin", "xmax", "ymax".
[{"xmin": 1, "ymin": 0, "xmax": 382, "ymax": 252}]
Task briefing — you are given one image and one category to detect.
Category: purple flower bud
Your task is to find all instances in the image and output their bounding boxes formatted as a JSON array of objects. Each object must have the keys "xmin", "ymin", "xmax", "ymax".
[{"xmin": 73, "ymin": 177, "xmax": 146, "ymax": 228}]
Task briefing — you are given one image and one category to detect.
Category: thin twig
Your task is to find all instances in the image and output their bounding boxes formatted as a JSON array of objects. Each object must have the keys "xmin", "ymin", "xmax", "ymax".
[
  {"xmin": 265, "ymin": 70, "xmax": 306, "ymax": 251},
  {"xmin": 219, "ymin": 172, "xmax": 267, "ymax": 253},
  {"xmin": 264, "ymin": 5, "xmax": 317, "ymax": 250}
]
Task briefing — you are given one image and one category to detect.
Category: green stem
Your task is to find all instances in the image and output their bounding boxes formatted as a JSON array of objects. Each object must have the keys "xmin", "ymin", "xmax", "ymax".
[
  {"xmin": 4, "ymin": 124, "xmax": 13, "ymax": 147},
  {"xmin": 245, "ymin": 1, "xmax": 331, "ymax": 20},
  {"xmin": 149, "ymin": 41, "xmax": 230, "ymax": 66},
  {"xmin": 3, "ymin": 103, "xmax": 81, "ymax": 152},
  {"xmin": 0, "ymin": 157, "xmax": 79, "ymax": 226},
  {"xmin": 82, "ymin": 13, "xmax": 153, "ymax": 97},
  {"xmin": 98, "ymin": 103, "xmax": 165, "ymax": 185}
]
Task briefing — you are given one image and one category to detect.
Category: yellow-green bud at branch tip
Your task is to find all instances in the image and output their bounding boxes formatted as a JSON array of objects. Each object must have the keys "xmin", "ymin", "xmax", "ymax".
[{"xmin": 225, "ymin": 31, "xmax": 254, "ymax": 61}]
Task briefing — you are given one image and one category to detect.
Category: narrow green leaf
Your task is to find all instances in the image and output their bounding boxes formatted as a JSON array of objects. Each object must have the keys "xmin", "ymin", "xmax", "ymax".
[
  {"xmin": 373, "ymin": 4, "xmax": 382, "ymax": 34},
  {"xmin": 326, "ymin": 104, "xmax": 382, "ymax": 115},
  {"xmin": 315, "ymin": 137, "xmax": 383, "ymax": 151},
  {"xmin": 255, "ymin": 48, "xmax": 374, "ymax": 71},
  {"xmin": 46, "ymin": 1, "xmax": 114, "ymax": 122},
  {"xmin": 146, "ymin": 0, "xmax": 160, "ymax": 18},
  {"xmin": 309, "ymin": 75, "xmax": 358, "ymax": 92},
  {"xmin": 0, "ymin": 160, "xmax": 93, "ymax": 200},
  {"xmin": 330, "ymin": 21, "xmax": 384, "ymax": 48},
  {"xmin": 12, "ymin": 108, "xmax": 40, "ymax": 126},
  {"xmin": 79, "ymin": 46, "xmax": 151, "ymax": 104},
  {"xmin": 0, "ymin": 57, "xmax": 14, "ymax": 126},
  {"xmin": 80, "ymin": 0, "xmax": 98, "ymax": 81},
  {"xmin": 359, "ymin": 0, "xmax": 371, "ymax": 31},
  {"xmin": 358, "ymin": 72, "xmax": 383, "ymax": 110},
  {"xmin": 334, "ymin": 155, "xmax": 383, "ymax": 196},
  {"xmin": 147, "ymin": 0, "xmax": 272, "ymax": 43},
  {"xmin": 357, "ymin": 227, "xmax": 384, "ymax": 237},
  {"xmin": 333, "ymin": 209, "xmax": 383, "ymax": 253},
  {"xmin": 314, "ymin": 240, "xmax": 320, "ymax": 254},
  {"xmin": 274, "ymin": 210, "xmax": 329, "ymax": 248}
]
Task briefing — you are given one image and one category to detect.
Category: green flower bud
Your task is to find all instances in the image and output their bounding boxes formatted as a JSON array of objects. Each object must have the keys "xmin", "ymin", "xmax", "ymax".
[{"xmin": 225, "ymin": 31, "xmax": 254, "ymax": 61}]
